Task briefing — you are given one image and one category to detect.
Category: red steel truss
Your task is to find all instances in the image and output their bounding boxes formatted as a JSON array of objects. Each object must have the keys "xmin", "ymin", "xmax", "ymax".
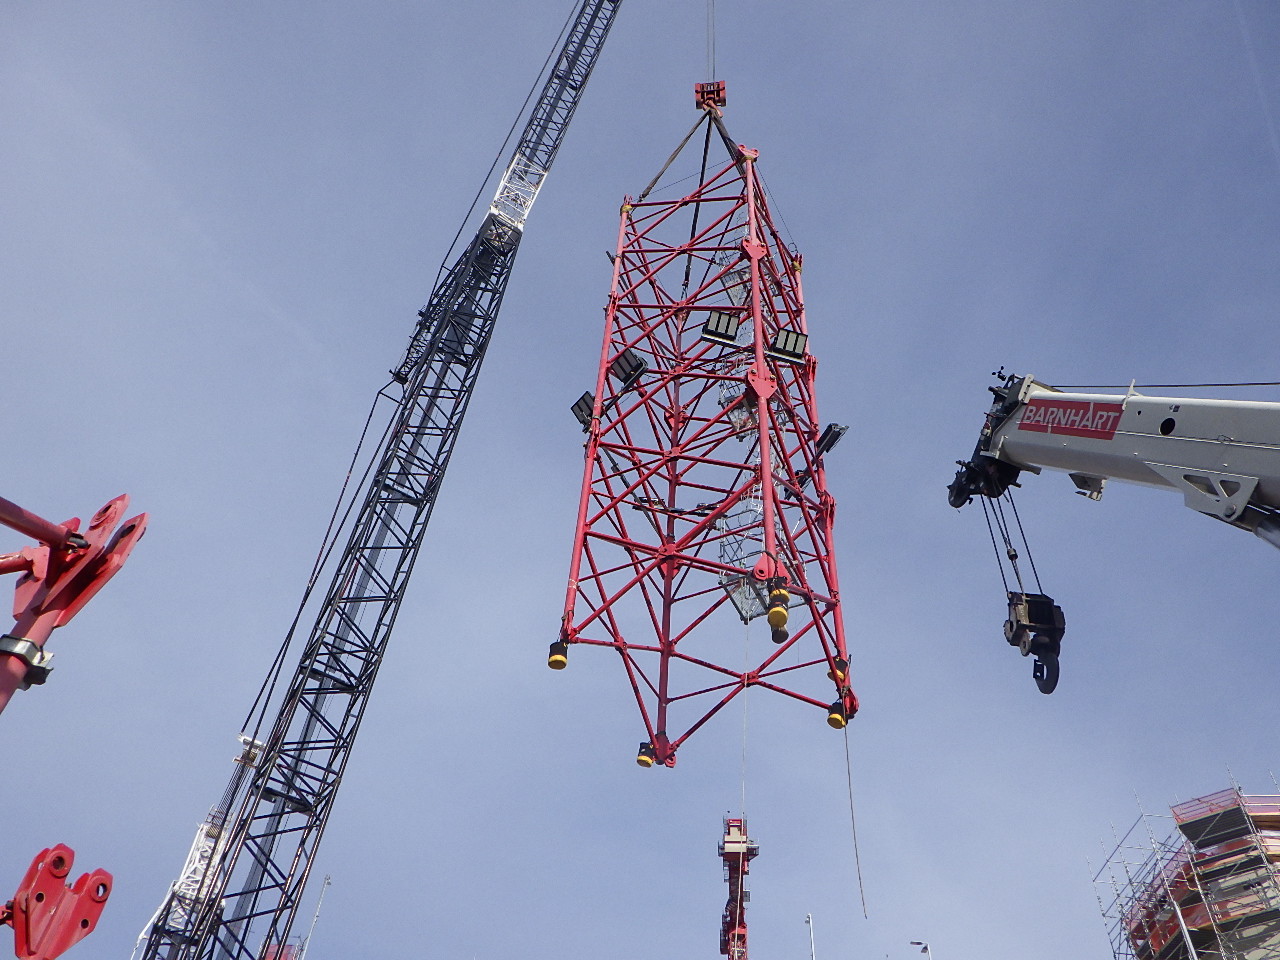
[
  {"xmin": 719, "ymin": 818, "xmax": 758, "ymax": 960},
  {"xmin": 553, "ymin": 89, "xmax": 857, "ymax": 767}
]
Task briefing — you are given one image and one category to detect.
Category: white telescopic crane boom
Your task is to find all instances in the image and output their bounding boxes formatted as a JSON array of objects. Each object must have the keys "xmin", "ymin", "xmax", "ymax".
[
  {"xmin": 949, "ymin": 373, "xmax": 1280, "ymax": 546},
  {"xmin": 947, "ymin": 372, "xmax": 1280, "ymax": 694}
]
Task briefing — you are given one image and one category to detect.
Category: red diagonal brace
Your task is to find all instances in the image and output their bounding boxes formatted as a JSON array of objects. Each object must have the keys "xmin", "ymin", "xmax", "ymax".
[
  {"xmin": 0, "ymin": 495, "xmax": 148, "ymax": 713},
  {"xmin": 3, "ymin": 846, "xmax": 111, "ymax": 960}
]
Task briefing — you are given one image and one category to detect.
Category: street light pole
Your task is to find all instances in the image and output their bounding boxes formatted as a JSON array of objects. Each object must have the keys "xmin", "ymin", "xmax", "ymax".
[
  {"xmin": 910, "ymin": 941, "xmax": 933, "ymax": 960},
  {"xmin": 805, "ymin": 914, "xmax": 816, "ymax": 960}
]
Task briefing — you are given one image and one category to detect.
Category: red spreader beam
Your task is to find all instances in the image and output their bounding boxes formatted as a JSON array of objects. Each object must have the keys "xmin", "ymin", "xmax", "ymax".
[{"xmin": 553, "ymin": 85, "xmax": 856, "ymax": 767}]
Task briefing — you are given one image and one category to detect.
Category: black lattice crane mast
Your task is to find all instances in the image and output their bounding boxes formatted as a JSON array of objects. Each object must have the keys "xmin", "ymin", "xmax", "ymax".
[
  {"xmin": 719, "ymin": 818, "xmax": 758, "ymax": 960},
  {"xmin": 134, "ymin": 4, "xmax": 623, "ymax": 958}
]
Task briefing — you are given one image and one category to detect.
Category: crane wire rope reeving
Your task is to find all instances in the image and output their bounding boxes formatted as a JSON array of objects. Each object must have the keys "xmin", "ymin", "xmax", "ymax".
[
  {"xmin": 433, "ymin": 0, "xmax": 580, "ymax": 280},
  {"xmin": 979, "ymin": 489, "xmax": 1043, "ymax": 596},
  {"xmin": 241, "ymin": 385, "xmax": 398, "ymax": 738},
  {"xmin": 239, "ymin": 0, "xmax": 591, "ymax": 728},
  {"xmin": 233, "ymin": 0, "xmax": 586, "ymax": 737},
  {"xmin": 1004, "ymin": 489, "xmax": 1043, "ymax": 592},
  {"xmin": 994, "ymin": 491, "xmax": 1042, "ymax": 593},
  {"xmin": 979, "ymin": 495, "xmax": 1011, "ymax": 593}
]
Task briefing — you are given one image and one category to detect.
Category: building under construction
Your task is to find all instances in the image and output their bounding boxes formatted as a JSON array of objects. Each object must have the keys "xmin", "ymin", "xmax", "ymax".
[{"xmin": 1096, "ymin": 787, "xmax": 1280, "ymax": 960}]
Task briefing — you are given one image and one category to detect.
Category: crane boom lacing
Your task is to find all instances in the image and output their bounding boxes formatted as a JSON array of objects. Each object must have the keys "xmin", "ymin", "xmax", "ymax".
[{"xmin": 134, "ymin": 4, "xmax": 623, "ymax": 958}]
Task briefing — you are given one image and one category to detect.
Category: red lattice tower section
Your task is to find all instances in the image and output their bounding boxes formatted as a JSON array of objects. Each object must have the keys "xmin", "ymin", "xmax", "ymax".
[
  {"xmin": 720, "ymin": 818, "xmax": 758, "ymax": 960},
  {"xmin": 551, "ymin": 95, "xmax": 856, "ymax": 767}
]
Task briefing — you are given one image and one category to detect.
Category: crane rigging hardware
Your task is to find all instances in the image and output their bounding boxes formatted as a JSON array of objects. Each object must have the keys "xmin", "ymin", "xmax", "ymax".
[
  {"xmin": 0, "ymin": 493, "xmax": 146, "ymax": 715},
  {"xmin": 554, "ymin": 84, "xmax": 856, "ymax": 767},
  {"xmin": 134, "ymin": 4, "xmax": 623, "ymax": 959},
  {"xmin": 949, "ymin": 370, "xmax": 1280, "ymax": 691},
  {"xmin": 3, "ymin": 846, "xmax": 111, "ymax": 960},
  {"xmin": 0, "ymin": 492, "xmax": 143, "ymax": 958}
]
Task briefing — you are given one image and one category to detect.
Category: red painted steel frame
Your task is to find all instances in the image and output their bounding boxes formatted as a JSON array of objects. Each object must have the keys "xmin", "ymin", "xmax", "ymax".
[
  {"xmin": 558, "ymin": 108, "xmax": 856, "ymax": 766},
  {"xmin": 0, "ymin": 495, "xmax": 147, "ymax": 714},
  {"xmin": 2, "ymin": 845, "xmax": 111, "ymax": 960},
  {"xmin": 719, "ymin": 818, "xmax": 757, "ymax": 960}
]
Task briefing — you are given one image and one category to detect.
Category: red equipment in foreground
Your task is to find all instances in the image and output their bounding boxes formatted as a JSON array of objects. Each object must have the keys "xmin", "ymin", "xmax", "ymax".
[
  {"xmin": 0, "ymin": 494, "xmax": 146, "ymax": 714},
  {"xmin": 0, "ymin": 494, "xmax": 140, "ymax": 957},
  {"xmin": 2, "ymin": 845, "xmax": 111, "ymax": 960},
  {"xmin": 719, "ymin": 819, "xmax": 758, "ymax": 960},
  {"xmin": 554, "ymin": 85, "xmax": 856, "ymax": 766}
]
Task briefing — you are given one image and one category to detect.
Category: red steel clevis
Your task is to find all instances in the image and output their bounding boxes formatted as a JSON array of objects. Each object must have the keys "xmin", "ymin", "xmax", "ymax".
[
  {"xmin": 1, "ymin": 846, "xmax": 111, "ymax": 960},
  {"xmin": 0, "ymin": 494, "xmax": 147, "ymax": 714}
]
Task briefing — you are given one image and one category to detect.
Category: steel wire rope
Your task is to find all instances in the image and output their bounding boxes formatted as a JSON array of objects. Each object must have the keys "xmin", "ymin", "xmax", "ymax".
[
  {"xmin": 235, "ymin": 0, "xmax": 597, "ymax": 729},
  {"xmin": 170, "ymin": 385, "xmax": 393, "ymax": 960},
  {"xmin": 979, "ymin": 496, "xmax": 1011, "ymax": 593},
  {"xmin": 692, "ymin": 129, "xmax": 748, "ymax": 300},
  {"xmin": 1004, "ymin": 489, "xmax": 1043, "ymax": 593},
  {"xmin": 431, "ymin": 0, "xmax": 581, "ymax": 282},
  {"xmin": 240, "ymin": 386, "xmax": 398, "ymax": 739},
  {"xmin": 643, "ymin": 169, "xmax": 709, "ymax": 202},
  {"xmin": 757, "ymin": 173, "xmax": 798, "ymax": 257},
  {"xmin": 842, "ymin": 727, "xmax": 870, "ymax": 919},
  {"xmin": 1054, "ymin": 380, "xmax": 1280, "ymax": 390},
  {"xmin": 240, "ymin": 0, "xmax": 583, "ymax": 739},
  {"xmin": 706, "ymin": 0, "xmax": 716, "ymax": 81},
  {"xmin": 990, "ymin": 493, "xmax": 1037, "ymax": 594},
  {"xmin": 680, "ymin": 120, "xmax": 717, "ymax": 300},
  {"xmin": 637, "ymin": 112, "xmax": 716, "ymax": 203}
]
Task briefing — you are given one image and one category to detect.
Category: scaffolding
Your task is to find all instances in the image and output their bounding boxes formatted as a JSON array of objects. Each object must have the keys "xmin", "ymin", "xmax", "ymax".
[{"xmin": 1096, "ymin": 787, "xmax": 1280, "ymax": 960}]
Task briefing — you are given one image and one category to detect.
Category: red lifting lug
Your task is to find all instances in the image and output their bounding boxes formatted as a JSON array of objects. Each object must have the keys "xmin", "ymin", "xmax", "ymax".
[
  {"xmin": 744, "ymin": 367, "xmax": 776, "ymax": 402},
  {"xmin": 6, "ymin": 845, "xmax": 111, "ymax": 960}
]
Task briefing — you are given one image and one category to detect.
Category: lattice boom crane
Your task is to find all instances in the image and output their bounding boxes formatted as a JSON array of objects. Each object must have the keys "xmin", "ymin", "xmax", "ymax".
[{"xmin": 134, "ymin": 4, "xmax": 622, "ymax": 957}]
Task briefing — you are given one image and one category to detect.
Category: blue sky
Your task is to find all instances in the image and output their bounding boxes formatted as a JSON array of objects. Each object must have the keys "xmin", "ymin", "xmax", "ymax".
[{"xmin": 3, "ymin": 2, "xmax": 1280, "ymax": 958}]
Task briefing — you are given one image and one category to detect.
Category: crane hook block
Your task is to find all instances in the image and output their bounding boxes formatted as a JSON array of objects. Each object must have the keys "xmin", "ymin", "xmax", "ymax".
[
  {"xmin": 4, "ymin": 844, "xmax": 111, "ymax": 960},
  {"xmin": 1003, "ymin": 592, "xmax": 1065, "ymax": 695}
]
